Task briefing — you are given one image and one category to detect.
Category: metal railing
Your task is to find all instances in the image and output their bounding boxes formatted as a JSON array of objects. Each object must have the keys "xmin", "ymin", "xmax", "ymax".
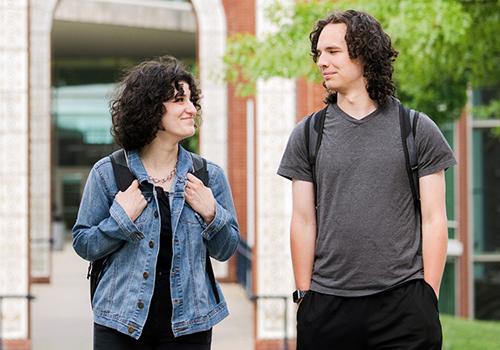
[
  {"xmin": 236, "ymin": 240, "xmax": 253, "ymax": 296},
  {"xmin": 236, "ymin": 241, "xmax": 292, "ymax": 349}
]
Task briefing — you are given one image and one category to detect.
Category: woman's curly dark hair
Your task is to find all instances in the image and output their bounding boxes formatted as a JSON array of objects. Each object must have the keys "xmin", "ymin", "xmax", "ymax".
[
  {"xmin": 310, "ymin": 10, "xmax": 398, "ymax": 107},
  {"xmin": 110, "ymin": 56, "xmax": 201, "ymax": 150}
]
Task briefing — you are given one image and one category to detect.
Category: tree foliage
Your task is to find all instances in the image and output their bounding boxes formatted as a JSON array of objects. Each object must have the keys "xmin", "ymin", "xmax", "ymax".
[{"xmin": 224, "ymin": 0, "xmax": 499, "ymax": 124}]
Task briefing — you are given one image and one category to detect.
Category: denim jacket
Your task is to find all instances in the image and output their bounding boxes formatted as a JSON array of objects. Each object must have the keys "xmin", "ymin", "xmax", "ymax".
[{"xmin": 72, "ymin": 146, "xmax": 240, "ymax": 339}]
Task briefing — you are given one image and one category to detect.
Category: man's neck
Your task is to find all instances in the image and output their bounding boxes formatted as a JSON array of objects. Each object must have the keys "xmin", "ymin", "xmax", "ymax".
[{"xmin": 336, "ymin": 90, "xmax": 378, "ymax": 120}]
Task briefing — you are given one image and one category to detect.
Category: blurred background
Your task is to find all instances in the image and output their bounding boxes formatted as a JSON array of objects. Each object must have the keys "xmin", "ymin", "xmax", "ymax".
[{"xmin": 0, "ymin": 0, "xmax": 499, "ymax": 349}]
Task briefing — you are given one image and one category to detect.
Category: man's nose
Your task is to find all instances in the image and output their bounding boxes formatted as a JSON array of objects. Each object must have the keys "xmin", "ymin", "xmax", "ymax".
[{"xmin": 316, "ymin": 53, "xmax": 327, "ymax": 68}]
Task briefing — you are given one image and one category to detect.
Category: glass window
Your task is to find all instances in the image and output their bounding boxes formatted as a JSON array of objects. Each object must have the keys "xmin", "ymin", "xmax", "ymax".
[
  {"xmin": 472, "ymin": 128, "xmax": 500, "ymax": 254},
  {"xmin": 472, "ymin": 85, "xmax": 499, "ymax": 120},
  {"xmin": 53, "ymin": 84, "xmax": 117, "ymax": 167},
  {"xmin": 474, "ymin": 262, "xmax": 500, "ymax": 320}
]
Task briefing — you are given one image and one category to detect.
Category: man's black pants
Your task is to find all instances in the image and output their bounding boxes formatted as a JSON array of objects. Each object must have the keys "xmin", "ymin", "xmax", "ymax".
[{"xmin": 297, "ymin": 279, "xmax": 442, "ymax": 350}]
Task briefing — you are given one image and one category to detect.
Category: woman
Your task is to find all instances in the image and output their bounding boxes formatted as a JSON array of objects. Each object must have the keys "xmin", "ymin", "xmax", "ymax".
[{"xmin": 72, "ymin": 56, "xmax": 240, "ymax": 350}]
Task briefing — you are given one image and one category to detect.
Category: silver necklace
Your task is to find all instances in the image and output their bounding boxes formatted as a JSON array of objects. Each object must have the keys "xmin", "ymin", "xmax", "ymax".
[{"xmin": 148, "ymin": 167, "xmax": 177, "ymax": 184}]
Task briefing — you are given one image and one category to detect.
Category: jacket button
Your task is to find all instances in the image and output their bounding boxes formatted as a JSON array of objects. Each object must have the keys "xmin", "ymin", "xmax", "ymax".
[
  {"xmin": 143, "ymin": 272, "xmax": 149, "ymax": 279},
  {"xmin": 137, "ymin": 301, "xmax": 145, "ymax": 309},
  {"xmin": 149, "ymin": 240, "xmax": 154, "ymax": 248},
  {"xmin": 128, "ymin": 326, "xmax": 135, "ymax": 333},
  {"xmin": 154, "ymin": 211, "xmax": 159, "ymax": 218}
]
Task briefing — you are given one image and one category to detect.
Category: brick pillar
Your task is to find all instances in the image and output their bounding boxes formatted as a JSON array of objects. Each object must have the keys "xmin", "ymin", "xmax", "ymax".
[
  {"xmin": 456, "ymin": 110, "xmax": 471, "ymax": 318},
  {"xmin": 296, "ymin": 78, "xmax": 325, "ymax": 122},
  {"xmin": 0, "ymin": 0, "xmax": 31, "ymax": 347},
  {"xmin": 220, "ymin": 0, "xmax": 256, "ymax": 283},
  {"xmin": 254, "ymin": 1, "xmax": 297, "ymax": 349},
  {"xmin": 29, "ymin": 0, "xmax": 59, "ymax": 284},
  {"xmin": 191, "ymin": 0, "xmax": 230, "ymax": 279}
]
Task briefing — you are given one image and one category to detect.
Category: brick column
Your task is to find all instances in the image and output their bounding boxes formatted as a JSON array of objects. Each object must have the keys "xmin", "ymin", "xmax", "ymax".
[
  {"xmin": 254, "ymin": 1, "xmax": 296, "ymax": 348},
  {"xmin": 0, "ymin": 1, "xmax": 31, "ymax": 349},
  {"xmin": 29, "ymin": 0, "xmax": 58, "ymax": 284},
  {"xmin": 456, "ymin": 110, "xmax": 471, "ymax": 318},
  {"xmin": 220, "ymin": 0, "xmax": 256, "ymax": 282},
  {"xmin": 296, "ymin": 78, "xmax": 325, "ymax": 122},
  {"xmin": 191, "ymin": 0, "xmax": 230, "ymax": 279}
]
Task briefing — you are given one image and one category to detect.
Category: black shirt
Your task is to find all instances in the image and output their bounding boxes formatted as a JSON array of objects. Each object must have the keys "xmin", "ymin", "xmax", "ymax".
[{"xmin": 141, "ymin": 186, "xmax": 211, "ymax": 344}]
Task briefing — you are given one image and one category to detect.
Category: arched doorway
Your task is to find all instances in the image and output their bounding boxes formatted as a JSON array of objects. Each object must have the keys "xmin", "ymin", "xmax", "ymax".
[
  {"xmin": 29, "ymin": 0, "xmax": 229, "ymax": 282},
  {"xmin": 28, "ymin": 1, "xmax": 232, "ymax": 349}
]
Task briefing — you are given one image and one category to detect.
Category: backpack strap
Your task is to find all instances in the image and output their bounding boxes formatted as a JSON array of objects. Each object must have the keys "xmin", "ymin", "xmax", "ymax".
[
  {"xmin": 189, "ymin": 152, "xmax": 220, "ymax": 304},
  {"xmin": 398, "ymin": 102, "xmax": 420, "ymax": 210},
  {"xmin": 190, "ymin": 152, "xmax": 209, "ymax": 186},
  {"xmin": 89, "ymin": 149, "xmax": 136, "ymax": 303},
  {"xmin": 110, "ymin": 149, "xmax": 135, "ymax": 192},
  {"xmin": 398, "ymin": 102, "xmax": 422, "ymax": 254},
  {"xmin": 304, "ymin": 107, "xmax": 328, "ymax": 208}
]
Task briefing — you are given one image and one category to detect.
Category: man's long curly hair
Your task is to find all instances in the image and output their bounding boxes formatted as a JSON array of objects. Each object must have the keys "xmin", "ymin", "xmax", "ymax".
[
  {"xmin": 110, "ymin": 56, "xmax": 201, "ymax": 151},
  {"xmin": 310, "ymin": 10, "xmax": 398, "ymax": 107}
]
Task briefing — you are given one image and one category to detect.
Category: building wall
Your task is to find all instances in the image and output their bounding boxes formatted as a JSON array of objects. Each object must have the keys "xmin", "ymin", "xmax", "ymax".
[{"xmin": 1, "ymin": 0, "xmax": 497, "ymax": 349}]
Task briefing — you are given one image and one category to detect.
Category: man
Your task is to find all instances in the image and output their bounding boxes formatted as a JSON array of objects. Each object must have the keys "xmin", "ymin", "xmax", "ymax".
[{"xmin": 277, "ymin": 10, "xmax": 456, "ymax": 350}]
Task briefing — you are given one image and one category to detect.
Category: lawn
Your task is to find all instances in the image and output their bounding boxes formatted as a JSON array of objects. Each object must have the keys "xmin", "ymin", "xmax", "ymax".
[{"xmin": 441, "ymin": 315, "xmax": 500, "ymax": 349}]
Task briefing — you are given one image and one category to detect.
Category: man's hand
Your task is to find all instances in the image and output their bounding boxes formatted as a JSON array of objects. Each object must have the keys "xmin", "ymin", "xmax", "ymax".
[
  {"xmin": 185, "ymin": 173, "xmax": 216, "ymax": 224},
  {"xmin": 115, "ymin": 180, "xmax": 147, "ymax": 222}
]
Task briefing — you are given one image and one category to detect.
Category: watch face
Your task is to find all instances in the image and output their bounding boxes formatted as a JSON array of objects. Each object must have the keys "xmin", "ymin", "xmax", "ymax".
[{"xmin": 293, "ymin": 290, "xmax": 306, "ymax": 303}]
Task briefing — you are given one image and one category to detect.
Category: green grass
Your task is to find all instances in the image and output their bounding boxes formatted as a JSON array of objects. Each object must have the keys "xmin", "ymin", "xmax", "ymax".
[{"xmin": 441, "ymin": 315, "xmax": 500, "ymax": 350}]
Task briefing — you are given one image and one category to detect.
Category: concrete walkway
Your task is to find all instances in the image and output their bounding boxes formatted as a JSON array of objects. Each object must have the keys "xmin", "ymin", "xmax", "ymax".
[{"xmin": 31, "ymin": 243, "xmax": 253, "ymax": 350}]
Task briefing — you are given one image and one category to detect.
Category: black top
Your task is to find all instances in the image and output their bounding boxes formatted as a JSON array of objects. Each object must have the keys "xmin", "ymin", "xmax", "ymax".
[
  {"xmin": 156, "ymin": 186, "xmax": 173, "ymax": 276},
  {"xmin": 141, "ymin": 186, "xmax": 211, "ymax": 343}
]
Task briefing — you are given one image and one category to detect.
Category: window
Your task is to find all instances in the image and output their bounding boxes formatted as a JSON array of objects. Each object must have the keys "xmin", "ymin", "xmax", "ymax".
[{"xmin": 472, "ymin": 86, "xmax": 500, "ymax": 320}]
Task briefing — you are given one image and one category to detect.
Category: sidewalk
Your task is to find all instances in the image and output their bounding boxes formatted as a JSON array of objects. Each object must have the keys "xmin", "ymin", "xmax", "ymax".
[{"xmin": 31, "ymin": 243, "xmax": 253, "ymax": 350}]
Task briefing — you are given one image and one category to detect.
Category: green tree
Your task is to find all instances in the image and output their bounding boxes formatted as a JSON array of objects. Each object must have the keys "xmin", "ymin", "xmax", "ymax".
[{"xmin": 224, "ymin": 0, "xmax": 499, "ymax": 124}]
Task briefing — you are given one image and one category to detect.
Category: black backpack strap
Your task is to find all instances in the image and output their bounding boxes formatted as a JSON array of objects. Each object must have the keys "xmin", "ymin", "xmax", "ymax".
[
  {"xmin": 110, "ymin": 149, "xmax": 135, "ymax": 192},
  {"xmin": 190, "ymin": 152, "xmax": 209, "ymax": 186},
  {"xmin": 399, "ymin": 103, "xmax": 420, "ymax": 210},
  {"xmin": 189, "ymin": 152, "xmax": 220, "ymax": 304},
  {"xmin": 304, "ymin": 107, "xmax": 328, "ymax": 208},
  {"xmin": 88, "ymin": 149, "xmax": 135, "ymax": 303},
  {"xmin": 399, "ymin": 102, "xmax": 422, "ymax": 254}
]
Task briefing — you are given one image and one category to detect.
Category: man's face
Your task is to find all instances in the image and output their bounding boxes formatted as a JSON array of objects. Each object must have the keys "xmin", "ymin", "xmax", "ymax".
[{"xmin": 316, "ymin": 23, "xmax": 364, "ymax": 94}]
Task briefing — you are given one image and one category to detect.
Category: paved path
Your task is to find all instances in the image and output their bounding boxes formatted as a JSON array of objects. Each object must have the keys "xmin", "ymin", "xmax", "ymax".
[{"xmin": 32, "ymin": 243, "xmax": 253, "ymax": 350}]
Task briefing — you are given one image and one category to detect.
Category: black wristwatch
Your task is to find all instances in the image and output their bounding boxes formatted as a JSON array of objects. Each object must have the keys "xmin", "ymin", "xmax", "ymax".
[{"xmin": 293, "ymin": 290, "xmax": 308, "ymax": 304}]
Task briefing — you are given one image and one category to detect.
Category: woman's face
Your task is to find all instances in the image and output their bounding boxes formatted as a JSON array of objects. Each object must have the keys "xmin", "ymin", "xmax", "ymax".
[{"xmin": 160, "ymin": 81, "xmax": 197, "ymax": 142}]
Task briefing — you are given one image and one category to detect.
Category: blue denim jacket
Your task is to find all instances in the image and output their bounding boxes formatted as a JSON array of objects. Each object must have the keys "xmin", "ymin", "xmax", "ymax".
[{"xmin": 72, "ymin": 146, "xmax": 240, "ymax": 339}]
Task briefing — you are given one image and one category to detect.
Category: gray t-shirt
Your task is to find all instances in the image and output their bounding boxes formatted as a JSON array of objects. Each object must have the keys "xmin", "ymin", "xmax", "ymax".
[{"xmin": 277, "ymin": 97, "xmax": 457, "ymax": 297}]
